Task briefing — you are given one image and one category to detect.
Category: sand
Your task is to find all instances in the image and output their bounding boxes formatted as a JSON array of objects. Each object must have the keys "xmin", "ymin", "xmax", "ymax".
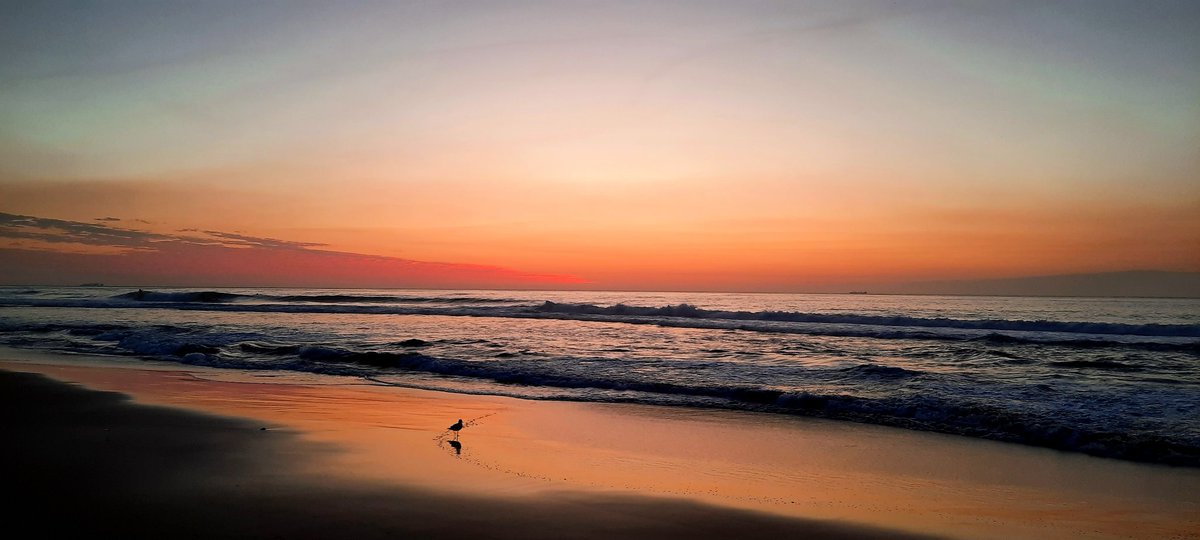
[{"xmin": 3, "ymin": 349, "xmax": 1198, "ymax": 539}]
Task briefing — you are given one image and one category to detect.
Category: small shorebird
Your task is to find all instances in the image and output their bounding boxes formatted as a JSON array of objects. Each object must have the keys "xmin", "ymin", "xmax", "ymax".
[{"xmin": 448, "ymin": 418, "xmax": 463, "ymax": 438}]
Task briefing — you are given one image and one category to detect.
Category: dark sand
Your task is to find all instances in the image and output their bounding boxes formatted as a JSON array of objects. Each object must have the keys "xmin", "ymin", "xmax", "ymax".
[{"xmin": 1, "ymin": 369, "xmax": 938, "ymax": 539}]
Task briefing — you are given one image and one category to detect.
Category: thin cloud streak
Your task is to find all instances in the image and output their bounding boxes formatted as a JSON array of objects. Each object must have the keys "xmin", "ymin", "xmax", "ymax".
[{"xmin": 0, "ymin": 212, "xmax": 584, "ymax": 287}]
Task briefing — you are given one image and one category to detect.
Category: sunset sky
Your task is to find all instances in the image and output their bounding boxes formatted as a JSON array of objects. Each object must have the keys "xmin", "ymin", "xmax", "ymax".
[{"xmin": 2, "ymin": 0, "xmax": 1198, "ymax": 291}]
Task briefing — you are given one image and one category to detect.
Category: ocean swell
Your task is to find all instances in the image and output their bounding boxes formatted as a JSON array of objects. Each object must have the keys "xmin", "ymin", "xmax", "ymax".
[
  {"xmin": 533, "ymin": 301, "xmax": 1200, "ymax": 338},
  {"xmin": 5, "ymin": 293, "xmax": 1195, "ymax": 352}
]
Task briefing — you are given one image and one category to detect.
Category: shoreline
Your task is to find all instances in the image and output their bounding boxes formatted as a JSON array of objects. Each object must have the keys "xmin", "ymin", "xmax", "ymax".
[
  {"xmin": 4, "ymin": 369, "xmax": 939, "ymax": 540},
  {"xmin": 3, "ymin": 351, "xmax": 1199, "ymax": 539},
  {"xmin": 2, "ymin": 364, "xmax": 936, "ymax": 540}
]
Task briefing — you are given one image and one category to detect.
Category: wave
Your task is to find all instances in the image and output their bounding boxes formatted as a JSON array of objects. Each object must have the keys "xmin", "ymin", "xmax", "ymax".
[
  {"xmin": 109, "ymin": 289, "xmax": 522, "ymax": 305},
  {"xmin": 1048, "ymin": 359, "xmax": 1144, "ymax": 372},
  {"xmin": 276, "ymin": 294, "xmax": 406, "ymax": 303},
  {"xmin": 770, "ymin": 391, "xmax": 1200, "ymax": 466},
  {"xmin": 532, "ymin": 302, "xmax": 1200, "ymax": 338},
  {"xmin": 294, "ymin": 346, "xmax": 1196, "ymax": 466},
  {"xmin": 4, "ymin": 295, "xmax": 1197, "ymax": 352},
  {"xmin": 114, "ymin": 290, "xmax": 242, "ymax": 303},
  {"xmin": 237, "ymin": 342, "xmax": 302, "ymax": 355},
  {"xmin": 94, "ymin": 292, "xmax": 1199, "ymax": 340},
  {"xmin": 513, "ymin": 312, "xmax": 1200, "ymax": 352},
  {"xmin": 274, "ymin": 294, "xmax": 518, "ymax": 304},
  {"xmin": 836, "ymin": 364, "xmax": 923, "ymax": 379}
]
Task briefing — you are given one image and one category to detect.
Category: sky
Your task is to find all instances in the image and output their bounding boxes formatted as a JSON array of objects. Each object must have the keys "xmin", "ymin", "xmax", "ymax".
[{"xmin": 1, "ymin": 0, "xmax": 1198, "ymax": 292}]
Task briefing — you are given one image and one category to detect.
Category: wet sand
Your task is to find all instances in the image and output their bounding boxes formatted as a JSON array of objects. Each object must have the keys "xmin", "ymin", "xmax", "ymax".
[{"xmin": 3, "ymin": 351, "xmax": 1198, "ymax": 539}]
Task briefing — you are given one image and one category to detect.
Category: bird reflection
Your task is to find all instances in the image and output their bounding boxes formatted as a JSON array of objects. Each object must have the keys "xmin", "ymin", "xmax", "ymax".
[{"xmin": 438, "ymin": 414, "xmax": 493, "ymax": 458}]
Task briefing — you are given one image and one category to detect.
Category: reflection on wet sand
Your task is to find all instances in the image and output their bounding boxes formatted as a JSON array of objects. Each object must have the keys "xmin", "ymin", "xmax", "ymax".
[
  {"xmin": 12, "ymin": 360, "xmax": 1200, "ymax": 540},
  {"xmin": 437, "ymin": 413, "xmax": 495, "ymax": 457}
]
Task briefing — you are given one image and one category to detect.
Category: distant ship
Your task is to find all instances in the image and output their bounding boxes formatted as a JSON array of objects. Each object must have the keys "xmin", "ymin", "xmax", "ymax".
[
  {"xmin": 847, "ymin": 291, "xmax": 869, "ymax": 295},
  {"xmin": 77, "ymin": 283, "xmax": 105, "ymax": 287}
]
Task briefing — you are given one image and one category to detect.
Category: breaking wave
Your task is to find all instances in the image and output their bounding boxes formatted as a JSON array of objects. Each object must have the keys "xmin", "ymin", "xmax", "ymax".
[
  {"xmin": 532, "ymin": 301, "xmax": 1200, "ymax": 338},
  {"xmin": 113, "ymin": 290, "xmax": 242, "ymax": 303},
  {"xmin": 110, "ymin": 290, "xmax": 521, "ymax": 305},
  {"xmin": 0, "ymin": 291, "xmax": 1195, "ymax": 352}
]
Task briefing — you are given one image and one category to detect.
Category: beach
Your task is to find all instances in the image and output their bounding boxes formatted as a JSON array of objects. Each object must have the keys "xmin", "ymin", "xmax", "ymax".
[
  {"xmin": 4, "ymin": 349, "xmax": 1197, "ymax": 539},
  {"xmin": 4, "ymin": 2, "xmax": 1197, "ymax": 536}
]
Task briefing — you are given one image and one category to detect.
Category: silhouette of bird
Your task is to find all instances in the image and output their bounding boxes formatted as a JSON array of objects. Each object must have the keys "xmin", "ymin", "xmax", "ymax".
[
  {"xmin": 448, "ymin": 418, "xmax": 463, "ymax": 438},
  {"xmin": 448, "ymin": 440, "xmax": 462, "ymax": 455}
]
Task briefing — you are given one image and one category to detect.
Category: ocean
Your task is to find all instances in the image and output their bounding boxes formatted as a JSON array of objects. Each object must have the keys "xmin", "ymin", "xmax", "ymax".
[{"xmin": 1, "ymin": 286, "xmax": 1197, "ymax": 466}]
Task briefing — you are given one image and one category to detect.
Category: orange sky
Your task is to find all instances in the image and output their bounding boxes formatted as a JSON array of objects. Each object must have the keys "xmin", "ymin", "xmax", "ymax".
[{"xmin": 1, "ymin": 1, "xmax": 1198, "ymax": 291}]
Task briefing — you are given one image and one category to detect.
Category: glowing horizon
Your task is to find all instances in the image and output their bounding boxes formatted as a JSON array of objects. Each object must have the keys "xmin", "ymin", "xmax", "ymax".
[{"xmin": 1, "ymin": 1, "xmax": 1197, "ymax": 292}]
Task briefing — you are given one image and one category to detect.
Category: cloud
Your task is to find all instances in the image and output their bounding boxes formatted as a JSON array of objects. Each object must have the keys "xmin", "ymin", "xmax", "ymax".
[
  {"xmin": 0, "ymin": 212, "xmax": 584, "ymax": 287},
  {"xmin": 200, "ymin": 230, "xmax": 326, "ymax": 250},
  {"xmin": 1, "ymin": 212, "xmax": 177, "ymax": 250},
  {"xmin": 0, "ymin": 212, "xmax": 326, "ymax": 250}
]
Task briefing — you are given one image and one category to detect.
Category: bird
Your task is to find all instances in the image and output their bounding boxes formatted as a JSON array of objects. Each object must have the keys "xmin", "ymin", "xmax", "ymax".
[{"xmin": 448, "ymin": 418, "xmax": 463, "ymax": 439}]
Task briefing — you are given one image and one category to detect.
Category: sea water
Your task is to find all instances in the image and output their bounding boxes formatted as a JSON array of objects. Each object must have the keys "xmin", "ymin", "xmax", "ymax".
[{"xmin": 1, "ymin": 287, "xmax": 1197, "ymax": 465}]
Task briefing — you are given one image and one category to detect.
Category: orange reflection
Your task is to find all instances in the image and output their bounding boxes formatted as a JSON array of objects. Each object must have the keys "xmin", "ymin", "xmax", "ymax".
[{"xmin": 9, "ymin": 359, "xmax": 1199, "ymax": 540}]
